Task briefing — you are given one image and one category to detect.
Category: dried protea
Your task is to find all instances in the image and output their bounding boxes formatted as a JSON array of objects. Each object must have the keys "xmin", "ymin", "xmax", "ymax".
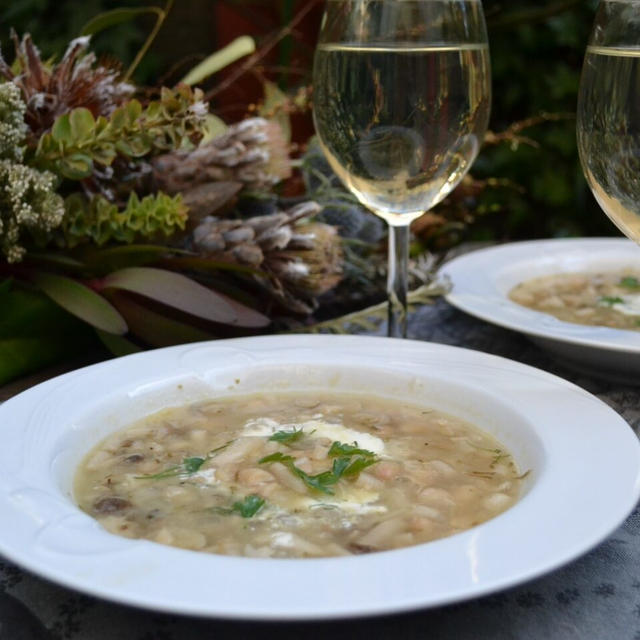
[
  {"xmin": 152, "ymin": 118, "xmax": 292, "ymax": 202},
  {"xmin": 0, "ymin": 32, "xmax": 134, "ymax": 141},
  {"xmin": 192, "ymin": 201, "xmax": 343, "ymax": 314}
]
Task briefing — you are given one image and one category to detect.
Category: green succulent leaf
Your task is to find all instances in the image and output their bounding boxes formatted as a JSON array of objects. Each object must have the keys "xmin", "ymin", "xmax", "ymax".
[
  {"xmin": 60, "ymin": 192, "xmax": 187, "ymax": 249},
  {"xmin": 32, "ymin": 272, "xmax": 128, "ymax": 335},
  {"xmin": 35, "ymin": 86, "xmax": 208, "ymax": 179},
  {"xmin": 0, "ymin": 282, "xmax": 97, "ymax": 385}
]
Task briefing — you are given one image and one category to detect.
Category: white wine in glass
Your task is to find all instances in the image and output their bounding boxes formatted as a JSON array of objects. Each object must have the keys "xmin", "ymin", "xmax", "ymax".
[
  {"xmin": 313, "ymin": 0, "xmax": 491, "ymax": 337},
  {"xmin": 578, "ymin": 1, "xmax": 640, "ymax": 242}
]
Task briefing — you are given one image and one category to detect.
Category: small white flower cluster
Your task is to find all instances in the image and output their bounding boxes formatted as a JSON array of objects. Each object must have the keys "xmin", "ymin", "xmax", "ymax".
[
  {"xmin": 0, "ymin": 160, "xmax": 65, "ymax": 263},
  {"xmin": 0, "ymin": 81, "xmax": 27, "ymax": 162}
]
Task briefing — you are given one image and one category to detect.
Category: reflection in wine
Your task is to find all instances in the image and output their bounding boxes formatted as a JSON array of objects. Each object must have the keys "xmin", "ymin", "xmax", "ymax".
[{"xmin": 313, "ymin": 43, "xmax": 491, "ymax": 226}]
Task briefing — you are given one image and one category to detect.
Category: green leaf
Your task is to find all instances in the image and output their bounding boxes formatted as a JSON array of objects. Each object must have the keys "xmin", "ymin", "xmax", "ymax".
[
  {"xmin": 599, "ymin": 296, "xmax": 625, "ymax": 307},
  {"xmin": 231, "ymin": 494, "xmax": 265, "ymax": 518},
  {"xmin": 620, "ymin": 276, "xmax": 640, "ymax": 289},
  {"xmin": 60, "ymin": 153, "xmax": 93, "ymax": 179},
  {"xmin": 328, "ymin": 442, "xmax": 376, "ymax": 459},
  {"xmin": 183, "ymin": 457, "xmax": 206, "ymax": 473},
  {"xmin": 269, "ymin": 429, "xmax": 305, "ymax": 445},
  {"xmin": 181, "ymin": 36, "xmax": 256, "ymax": 86},
  {"xmin": 33, "ymin": 272, "xmax": 128, "ymax": 335},
  {"xmin": 0, "ymin": 285, "xmax": 97, "ymax": 385},
  {"xmin": 80, "ymin": 7, "xmax": 164, "ymax": 36},
  {"xmin": 51, "ymin": 114, "xmax": 73, "ymax": 144},
  {"xmin": 102, "ymin": 267, "xmax": 268, "ymax": 327},
  {"xmin": 69, "ymin": 108, "xmax": 95, "ymax": 141},
  {"xmin": 259, "ymin": 452, "xmax": 335, "ymax": 495},
  {"xmin": 135, "ymin": 455, "xmax": 205, "ymax": 480},
  {"xmin": 26, "ymin": 252, "xmax": 85, "ymax": 270},
  {"xmin": 200, "ymin": 114, "xmax": 228, "ymax": 145}
]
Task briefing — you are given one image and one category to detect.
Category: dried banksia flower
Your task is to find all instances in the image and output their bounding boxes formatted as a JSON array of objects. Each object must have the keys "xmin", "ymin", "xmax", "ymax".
[
  {"xmin": 192, "ymin": 201, "xmax": 343, "ymax": 314},
  {"xmin": 0, "ymin": 32, "xmax": 133, "ymax": 141},
  {"xmin": 152, "ymin": 117, "xmax": 292, "ymax": 198},
  {"xmin": 0, "ymin": 159, "xmax": 64, "ymax": 263}
]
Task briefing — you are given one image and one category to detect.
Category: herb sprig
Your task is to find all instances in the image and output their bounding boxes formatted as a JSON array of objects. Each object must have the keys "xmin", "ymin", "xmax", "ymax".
[
  {"xmin": 269, "ymin": 429, "xmax": 305, "ymax": 446},
  {"xmin": 135, "ymin": 456, "xmax": 205, "ymax": 480},
  {"xmin": 211, "ymin": 494, "xmax": 266, "ymax": 518},
  {"xmin": 599, "ymin": 295, "xmax": 625, "ymax": 306},
  {"xmin": 620, "ymin": 276, "xmax": 640, "ymax": 289},
  {"xmin": 259, "ymin": 441, "xmax": 379, "ymax": 495},
  {"xmin": 135, "ymin": 439, "xmax": 234, "ymax": 481}
]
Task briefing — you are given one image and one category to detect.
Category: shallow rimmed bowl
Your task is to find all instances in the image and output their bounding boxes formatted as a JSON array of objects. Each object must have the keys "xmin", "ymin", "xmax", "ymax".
[
  {"xmin": 441, "ymin": 237, "xmax": 640, "ymax": 382},
  {"xmin": 0, "ymin": 334, "xmax": 638, "ymax": 620}
]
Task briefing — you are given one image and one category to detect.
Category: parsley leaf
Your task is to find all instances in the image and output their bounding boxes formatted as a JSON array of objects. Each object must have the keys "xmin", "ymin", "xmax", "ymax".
[
  {"xmin": 620, "ymin": 276, "xmax": 640, "ymax": 289},
  {"xmin": 599, "ymin": 296, "xmax": 625, "ymax": 306},
  {"xmin": 135, "ymin": 456, "xmax": 205, "ymax": 480},
  {"xmin": 269, "ymin": 429, "xmax": 305, "ymax": 446},
  {"xmin": 259, "ymin": 441, "xmax": 379, "ymax": 495},
  {"xmin": 259, "ymin": 451, "xmax": 336, "ymax": 494},
  {"xmin": 211, "ymin": 494, "xmax": 266, "ymax": 518},
  {"xmin": 328, "ymin": 442, "xmax": 376, "ymax": 458}
]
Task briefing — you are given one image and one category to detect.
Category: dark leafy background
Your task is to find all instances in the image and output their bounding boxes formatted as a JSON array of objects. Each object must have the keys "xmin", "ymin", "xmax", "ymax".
[{"xmin": 1, "ymin": 0, "xmax": 608, "ymax": 240}]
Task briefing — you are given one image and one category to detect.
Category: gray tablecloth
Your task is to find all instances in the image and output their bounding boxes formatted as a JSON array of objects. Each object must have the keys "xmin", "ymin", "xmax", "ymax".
[{"xmin": 1, "ymin": 299, "xmax": 638, "ymax": 640}]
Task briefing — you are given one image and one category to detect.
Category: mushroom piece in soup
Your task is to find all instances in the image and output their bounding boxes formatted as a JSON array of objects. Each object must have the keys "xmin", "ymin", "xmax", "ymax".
[{"xmin": 74, "ymin": 392, "xmax": 524, "ymax": 558}]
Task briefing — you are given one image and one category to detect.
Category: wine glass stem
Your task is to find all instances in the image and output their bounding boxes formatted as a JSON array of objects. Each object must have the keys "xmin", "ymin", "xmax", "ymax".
[{"xmin": 387, "ymin": 223, "xmax": 410, "ymax": 338}]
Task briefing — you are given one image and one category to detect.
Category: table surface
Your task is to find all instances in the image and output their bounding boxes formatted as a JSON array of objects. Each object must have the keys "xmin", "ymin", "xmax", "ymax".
[{"xmin": 1, "ymin": 296, "xmax": 639, "ymax": 640}]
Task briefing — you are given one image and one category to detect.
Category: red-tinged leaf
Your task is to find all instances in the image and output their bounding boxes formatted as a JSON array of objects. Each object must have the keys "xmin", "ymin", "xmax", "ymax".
[
  {"xmin": 218, "ymin": 292, "xmax": 271, "ymax": 328},
  {"xmin": 32, "ymin": 272, "xmax": 128, "ymax": 335},
  {"xmin": 101, "ymin": 267, "xmax": 269, "ymax": 328},
  {"xmin": 107, "ymin": 291, "xmax": 217, "ymax": 347}
]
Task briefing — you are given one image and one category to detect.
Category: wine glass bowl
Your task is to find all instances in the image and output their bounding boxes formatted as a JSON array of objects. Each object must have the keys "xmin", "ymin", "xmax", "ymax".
[
  {"xmin": 312, "ymin": 0, "xmax": 491, "ymax": 336},
  {"xmin": 578, "ymin": 0, "xmax": 640, "ymax": 243}
]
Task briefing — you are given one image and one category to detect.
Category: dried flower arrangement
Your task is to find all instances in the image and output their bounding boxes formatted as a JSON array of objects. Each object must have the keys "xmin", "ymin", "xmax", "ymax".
[
  {"xmin": 0, "ymin": 26, "xmax": 356, "ymax": 384},
  {"xmin": 0, "ymin": 5, "xmax": 557, "ymax": 386}
]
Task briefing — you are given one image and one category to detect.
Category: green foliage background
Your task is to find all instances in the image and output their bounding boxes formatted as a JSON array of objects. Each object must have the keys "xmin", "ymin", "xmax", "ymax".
[{"xmin": 0, "ymin": 0, "xmax": 615, "ymax": 242}]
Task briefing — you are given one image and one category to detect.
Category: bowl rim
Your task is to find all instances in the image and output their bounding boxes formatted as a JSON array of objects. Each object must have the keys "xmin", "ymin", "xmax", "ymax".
[{"xmin": 0, "ymin": 334, "xmax": 638, "ymax": 620}]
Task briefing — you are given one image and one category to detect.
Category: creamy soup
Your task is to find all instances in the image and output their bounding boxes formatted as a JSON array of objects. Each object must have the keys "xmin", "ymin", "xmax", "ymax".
[
  {"xmin": 74, "ymin": 393, "xmax": 523, "ymax": 558},
  {"xmin": 509, "ymin": 271, "xmax": 640, "ymax": 331}
]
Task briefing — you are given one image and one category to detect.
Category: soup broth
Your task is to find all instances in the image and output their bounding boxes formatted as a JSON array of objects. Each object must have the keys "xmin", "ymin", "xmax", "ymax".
[
  {"xmin": 509, "ymin": 270, "xmax": 640, "ymax": 331},
  {"xmin": 74, "ymin": 392, "xmax": 523, "ymax": 558}
]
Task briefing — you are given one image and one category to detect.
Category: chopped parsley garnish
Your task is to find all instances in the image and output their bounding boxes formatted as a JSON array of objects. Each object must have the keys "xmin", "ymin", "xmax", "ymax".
[
  {"xmin": 599, "ymin": 295, "xmax": 625, "ymax": 306},
  {"xmin": 208, "ymin": 440, "xmax": 235, "ymax": 455},
  {"xmin": 259, "ymin": 441, "xmax": 379, "ymax": 495},
  {"xmin": 135, "ymin": 440, "xmax": 235, "ymax": 481},
  {"xmin": 620, "ymin": 276, "xmax": 640, "ymax": 289},
  {"xmin": 269, "ymin": 429, "xmax": 305, "ymax": 446},
  {"xmin": 135, "ymin": 456, "xmax": 205, "ymax": 480},
  {"xmin": 328, "ymin": 442, "xmax": 376, "ymax": 458},
  {"xmin": 211, "ymin": 494, "xmax": 266, "ymax": 518}
]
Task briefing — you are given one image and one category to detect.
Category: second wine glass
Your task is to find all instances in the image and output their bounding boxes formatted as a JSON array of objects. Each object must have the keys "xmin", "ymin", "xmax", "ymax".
[{"xmin": 313, "ymin": 0, "xmax": 491, "ymax": 337}]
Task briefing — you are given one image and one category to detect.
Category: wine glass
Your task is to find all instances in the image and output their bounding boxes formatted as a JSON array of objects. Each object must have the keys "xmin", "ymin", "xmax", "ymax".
[
  {"xmin": 578, "ymin": 1, "xmax": 640, "ymax": 242},
  {"xmin": 312, "ymin": 0, "xmax": 491, "ymax": 337}
]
